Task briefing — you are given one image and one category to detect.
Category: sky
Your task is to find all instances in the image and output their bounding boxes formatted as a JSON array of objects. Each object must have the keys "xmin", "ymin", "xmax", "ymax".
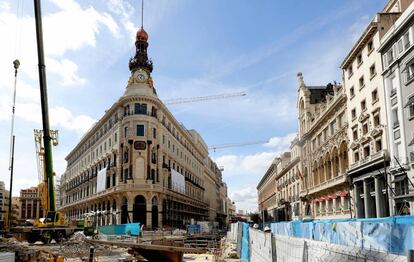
[{"xmin": 0, "ymin": 0, "xmax": 387, "ymax": 213}]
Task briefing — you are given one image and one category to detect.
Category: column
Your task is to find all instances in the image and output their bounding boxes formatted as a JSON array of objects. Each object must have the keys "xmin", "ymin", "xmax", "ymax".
[
  {"xmin": 31, "ymin": 200, "xmax": 34, "ymax": 218},
  {"xmin": 374, "ymin": 176, "xmax": 385, "ymax": 218},
  {"xmin": 158, "ymin": 199, "xmax": 163, "ymax": 228},
  {"xmin": 127, "ymin": 196, "xmax": 134, "ymax": 223},
  {"xmin": 36, "ymin": 200, "xmax": 40, "ymax": 219},
  {"xmin": 146, "ymin": 196, "xmax": 152, "ymax": 229},
  {"xmin": 363, "ymin": 179, "xmax": 373, "ymax": 218},
  {"xmin": 354, "ymin": 182, "xmax": 364, "ymax": 218}
]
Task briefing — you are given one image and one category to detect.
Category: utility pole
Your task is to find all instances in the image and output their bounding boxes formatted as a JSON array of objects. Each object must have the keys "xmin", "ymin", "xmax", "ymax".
[{"xmin": 8, "ymin": 59, "xmax": 20, "ymax": 231}]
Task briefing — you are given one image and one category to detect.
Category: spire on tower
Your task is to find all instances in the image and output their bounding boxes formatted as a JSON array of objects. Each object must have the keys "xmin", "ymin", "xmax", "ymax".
[{"xmin": 129, "ymin": 0, "xmax": 153, "ymax": 73}]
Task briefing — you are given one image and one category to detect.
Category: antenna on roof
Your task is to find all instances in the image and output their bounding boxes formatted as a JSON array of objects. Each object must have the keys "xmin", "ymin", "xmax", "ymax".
[{"xmin": 141, "ymin": 0, "xmax": 144, "ymax": 28}]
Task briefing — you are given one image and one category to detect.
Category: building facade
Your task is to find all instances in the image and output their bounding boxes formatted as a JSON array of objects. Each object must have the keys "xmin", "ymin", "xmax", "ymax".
[
  {"xmin": 0, "ymin": 182, "xmax": 9, "ymax": 227},
  {"xmin": 379, "ymin": 1, "xmax": 414, "ymax": 216},
  {"xmin": 275, "ymin": 148, "xmax": 301, "ymax": 221},
  {"xmin": 20, "ymin": 187, "xmax": 45, "ymax": 221},
  {"xmin": 257, "ymin": 157, "xmax": 278, "ymax": 222},
  {"xmin": 59, "ymin": 26, "xmax": 229, "ymax": 229},
  {"xmin": 340, "ymin": 0, "xmax": 412, "ymax": 218},
  {"xmin": 297, "ymin": 74, "xmax": 351, "ymax": 220}
]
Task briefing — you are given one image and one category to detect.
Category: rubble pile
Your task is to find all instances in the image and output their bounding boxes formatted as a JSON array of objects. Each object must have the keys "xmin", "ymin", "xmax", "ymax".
[{"xmin": 0, "ymin": 237, "xmax": 49, "ymax": 261}]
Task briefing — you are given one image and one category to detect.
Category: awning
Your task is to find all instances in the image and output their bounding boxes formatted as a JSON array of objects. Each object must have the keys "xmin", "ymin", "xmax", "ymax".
[
  {"xmin": 312, "ymin": 199, "xmax": 320, "ymax": 203},
  {"xmin": 319, "ymin": 197, "xmax": 326, "ymax": 201},
  {"xmin": 339, "ymin": 191, "xmax": 348, "ymax": 197},
  {"xmin": 328, "ymin": 194, "xmax": 338, "ymax": 199},
  {"xmin": 391, "ymin": 175, "xmax": 407, "ymax": 183}
]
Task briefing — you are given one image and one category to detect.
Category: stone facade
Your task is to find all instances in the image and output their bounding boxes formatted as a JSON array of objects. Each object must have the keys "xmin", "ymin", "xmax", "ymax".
[
  {"xmin": 257, "ymin": 157, "xmax": 278, "ymax": 222},
  {"xmin": 275, "ymin": 148, "xmax": 301, "ymax": 221},
  {"xmin": 297, "ymin": 74, "xmax": 351, "ymax": 220},
  {"xmin": 379, "ymin": 2, "xmax": 414, "ymax": 216},
  {"xmin": 0, "ymin": 182, "xmax": 9, "ymax": 227},
  {"xmin": 340, "ymin": 0, "xmax": 412, "ymax": 218},
  {"xmin": 59, "ymin": 27, "xmax": 229, "ymax": 229},
  {"xmin": 19, "ymin": 187, "xmax": 45, "ymax": 220}
]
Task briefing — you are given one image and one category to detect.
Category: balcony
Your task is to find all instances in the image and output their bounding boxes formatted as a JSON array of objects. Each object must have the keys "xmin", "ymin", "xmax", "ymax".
[
  {"xmin": 307, "ymin": 174, "xmax": 347, "ymax": 196},
  {"xmin": 390, "ymin": 89, "xmax": 397, "ymax": 97}
]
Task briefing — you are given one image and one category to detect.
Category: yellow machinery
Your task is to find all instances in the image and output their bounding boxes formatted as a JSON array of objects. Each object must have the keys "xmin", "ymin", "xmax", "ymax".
[{"xmin": 33, "ymin": 129, "xmax": 68, "ymax": 229}]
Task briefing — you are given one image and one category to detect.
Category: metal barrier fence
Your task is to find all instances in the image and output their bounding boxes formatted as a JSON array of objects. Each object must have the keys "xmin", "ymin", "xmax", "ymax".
[{"xmin": 228, "ymin": 222, "xmax": 410, "ymax": 261}]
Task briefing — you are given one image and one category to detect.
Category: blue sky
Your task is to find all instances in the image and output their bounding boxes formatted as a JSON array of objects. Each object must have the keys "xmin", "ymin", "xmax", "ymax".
[{"xmin": 0, "ymin": 0, "xmax": 387, "ymax": 212}]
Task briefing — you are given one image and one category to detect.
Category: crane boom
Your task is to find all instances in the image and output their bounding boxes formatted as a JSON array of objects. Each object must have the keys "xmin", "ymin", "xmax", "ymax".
[
  {"xmin": 164, "ymin": 91, "xmax": 246, "ymax": 105},
  {"xmin": 34, "ymin": 0, "xmax": 55, "ymax": 212},
  {"xmin": 209, "ymin": 140, "xmax": 268, "ymax": 151}
]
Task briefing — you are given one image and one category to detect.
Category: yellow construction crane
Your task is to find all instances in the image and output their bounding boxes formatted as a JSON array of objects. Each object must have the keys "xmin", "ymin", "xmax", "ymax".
[
  {"xmin": 208, "ymin": 140, "xmax": 269, "ymax": 152},
  {"xmin": 163, "ymin": 91, "xmax": 247, "ymax": 105},
  {"xmin": 34, "ymin": 129, "xmax": 59, "ymax": 214}
]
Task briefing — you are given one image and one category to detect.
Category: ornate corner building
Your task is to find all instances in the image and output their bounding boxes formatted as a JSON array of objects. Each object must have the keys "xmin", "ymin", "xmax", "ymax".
[
  {"xmin": 297, "ymin": 73, "xmax": 351, "ymax": 219},
  {"xmin": 58, "ymin": 26, "xmax": 230, "ymax": 229}
]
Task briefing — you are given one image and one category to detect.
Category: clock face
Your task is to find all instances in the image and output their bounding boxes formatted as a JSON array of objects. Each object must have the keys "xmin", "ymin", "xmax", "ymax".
[{"xmin": 137, "ymin": 73, "xmax": 145, "ymax": 81}]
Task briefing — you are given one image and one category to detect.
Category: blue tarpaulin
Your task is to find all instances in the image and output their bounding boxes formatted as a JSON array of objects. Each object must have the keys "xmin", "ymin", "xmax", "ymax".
[
  {"xmin": 99, "ymin": 223, "xmax": 141, "ymax": 236},
  {"xmin": 270, "ymin": 215, "xmax": 414, "ymax": 255},
  {"xmin": 241, "ymin": 222, "xmax": 249, "ymax": 262}
]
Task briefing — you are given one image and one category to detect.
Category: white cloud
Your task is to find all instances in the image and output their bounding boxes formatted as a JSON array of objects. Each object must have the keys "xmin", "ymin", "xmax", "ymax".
[
  {"xmin": 265, "ymin": 132, "xmax": 296, "ymax": 149},
  {"xmin": 50, "ymin": 106, "xmax": 95, "ymax": 134},
  {"xmin": 47, "ymin": 58, "xmax": 86, "ymax": 86},
  {"xmin": 230, "ymin": 186, "xmax": 258, "ymax": 213}
]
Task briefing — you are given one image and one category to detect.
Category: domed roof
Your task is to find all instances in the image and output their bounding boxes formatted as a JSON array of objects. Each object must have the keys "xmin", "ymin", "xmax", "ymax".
[{"xmin": 136, "ymin": 27, "xmax": 148, "ymax": 41}]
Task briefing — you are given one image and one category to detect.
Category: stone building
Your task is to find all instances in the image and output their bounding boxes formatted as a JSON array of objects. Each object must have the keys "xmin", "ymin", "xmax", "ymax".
[
  {"xmin": 59, "ymin": 26, "xmax": 229, "ymax": 229},
  {"xmin": 257, "ymin": 157, "xmax": 278, "ymax": 222},
  {"xmin": 0, "ymin": 182, "xmax": 9, "ymax": 227},
  {"xmin": 379, "ymin": 1, "xmax": 414, "ymax": 216},
  {"xmin": 340, "ymin": 0, "xmax": 412, "ymax": 218},
  {"xmin": 297, "ymin": 73, "xmax": 351, "ymax": 220},
  {"xmin": 19, "ymin": 187, "xmax": 45, "ymax": 220},
  {"xmin": 275, "ymin": 148, "xmax": 301, "ymax": 221}
]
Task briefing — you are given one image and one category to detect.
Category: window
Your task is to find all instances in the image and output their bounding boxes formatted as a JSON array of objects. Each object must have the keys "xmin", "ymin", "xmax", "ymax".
[
  {"xmin": 367, "ymin": 41, "xmax": 373, "ymax": 52},
  {"xmin": 350, "ymin": 86, "xmax": 355, "ymax": 97},
  {"xmin": 124, "ymin": 127, "xmax": 128, "ymax": 138},
  {"xmin": 353, "ymin": 127, "xmax": 358, "ymax": 140},
  {"xmin": 408, "ymin": 63, "xmax": 414, "ymax": 82},
  {"xmin": 361, "ymin": 100, "xmax": 366, "ymax": 111},
  {"xmin": 374, "ymin": 114, "xmax": 380, "ymax": 127},
  {"xmin": 351, "ymin": 108, "xmax": 356, "ymax": 119},
  {"xmin": 357, "ymin": 54, "xmax": 362, "ymax": 65},
  {"xmin": 369, "ymin": 64, "xmax": 376, "ymax": 78},
  {"xmin": 153, "ymin": 128, "xmax": 157, "ymax": 139},
  {"xmin": 136, "ymin": 125, "xmax": 145, "ymax": 136},
  {"xmin": 359, "ymin": 76, "xmax": 365, "ymax": 89},
  {"xmin": 409, "ymin": 97, "xmax": 414, "ymax": 118},
  {"xmin": 375, "ymin": 139, "xmax": 382, "ymax": 152},
  {"xmin": 372, "ymin": 89, "xmax": 378, "ymax": 103},
  {"xmin": 362, "ymin": 123, "xmax": 368, "ymax": 135},
  {"xmin": 393, "ymin": 109, "xmax": 399, "ymax": 127},
  {"xmin": 348, "ymin": 66, "xmax": 353, "ymax": 77},
  {"xmin": 394, "ymin": 129, "xmax": 401, "ymax": 140},
  {"xmin": 398, "ymin": 39, "xmax": 404, "ymax": 54},
  {"xmin": 364, "ymin": 146, "xmax": 370, "ymax": 157},
  {"xmin": 354, "ymin": 151, "xmax": 360, "ymax": 162},
  {"xmin": 391, "ymin": 97, "xmax": 398, "ymax": 106},
  {"xmin": 385, "ymin": 48, "xmax": 394, "ymax": 66},
  {"xmin": 330, "ymin": 120, "xmax": 336, "ymax": 135},
  {"xmin": 403, "ymin": 31, "xmax": 410, "ymax": 49},
  {"xmin": 134, "ymin": 103, "xmax": 147, "ymax": 115},
  {"xmin": 114, "ymin": 132, "xmax": 117, "ymax": 143}
]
